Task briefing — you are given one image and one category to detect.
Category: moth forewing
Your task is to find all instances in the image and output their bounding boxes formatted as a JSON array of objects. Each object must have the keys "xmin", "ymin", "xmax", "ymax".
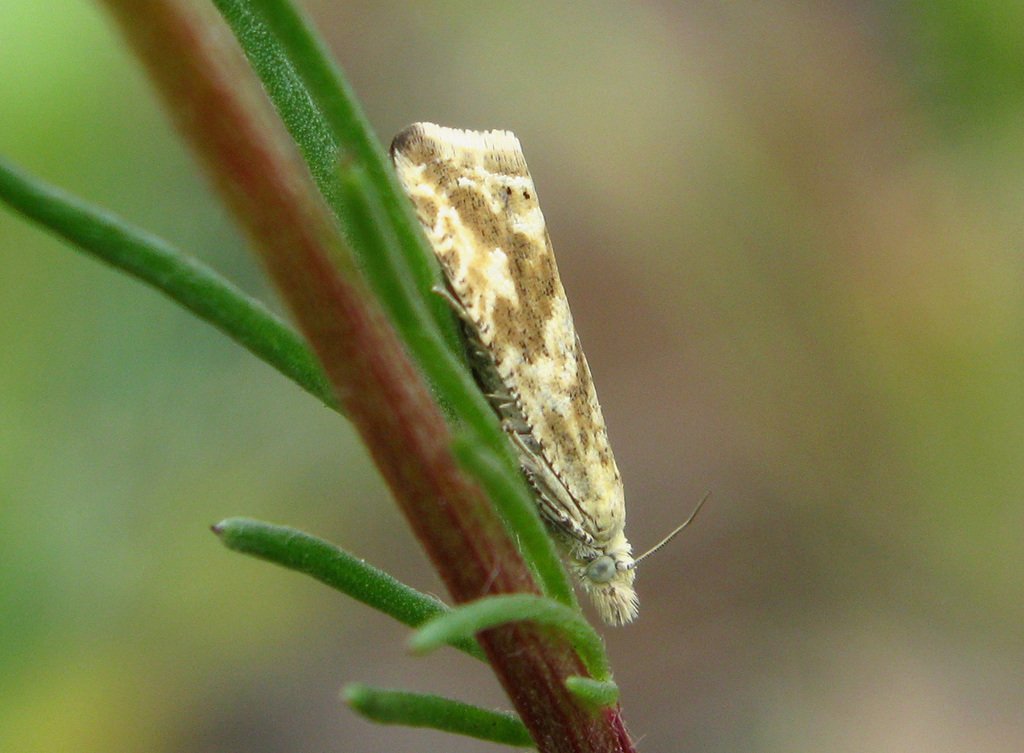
[{"xmin": 389, "ymin": 122, "xmax": 638, "ymax": 625}]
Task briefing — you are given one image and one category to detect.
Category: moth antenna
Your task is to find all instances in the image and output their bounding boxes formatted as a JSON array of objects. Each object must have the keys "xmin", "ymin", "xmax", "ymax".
[{"xmin": 629, "ymin": 491, "xmax": 711, "ymax": 569}]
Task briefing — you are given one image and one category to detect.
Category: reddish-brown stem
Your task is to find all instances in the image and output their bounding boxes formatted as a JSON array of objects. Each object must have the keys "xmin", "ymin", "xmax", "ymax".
[{"xmin": 98, "ymin": 1, "xmax": 635, "ymax": 751}]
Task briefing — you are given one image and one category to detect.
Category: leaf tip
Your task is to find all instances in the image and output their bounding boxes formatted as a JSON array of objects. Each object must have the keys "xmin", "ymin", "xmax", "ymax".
[
  {"xmin": 406, "ymin": 629, "xmax": 433, "ymax": 656},
  {"xmin": 211, "ymin": 517, "xmax": 248, "ymax": 546},
  {"xmin": 340, "ymin": 682, "xmax": 369, "ymax": 709}
]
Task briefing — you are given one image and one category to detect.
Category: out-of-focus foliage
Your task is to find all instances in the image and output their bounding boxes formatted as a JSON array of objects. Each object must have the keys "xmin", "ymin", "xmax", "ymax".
[{"xmin": 2, "ymin": 2, "xmax": 1022, "ymax": 752}]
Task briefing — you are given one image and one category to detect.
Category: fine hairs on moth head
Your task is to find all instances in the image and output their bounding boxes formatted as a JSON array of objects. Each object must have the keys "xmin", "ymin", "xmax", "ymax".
[{"xmin": 389, "ymin": 122, "xmax": 705, "ymax": 625}]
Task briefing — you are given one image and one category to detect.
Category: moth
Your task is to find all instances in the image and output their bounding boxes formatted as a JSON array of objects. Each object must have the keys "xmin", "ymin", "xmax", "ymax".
[{"xmin": 390, "ymin": 123, "xmax": 701, "ymax": 625}]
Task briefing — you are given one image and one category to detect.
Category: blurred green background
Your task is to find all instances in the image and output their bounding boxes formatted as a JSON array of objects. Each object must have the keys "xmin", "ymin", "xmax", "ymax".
[{"xmin": 2, "ymin": 2, "xmax": 1023, "ymax": 752}]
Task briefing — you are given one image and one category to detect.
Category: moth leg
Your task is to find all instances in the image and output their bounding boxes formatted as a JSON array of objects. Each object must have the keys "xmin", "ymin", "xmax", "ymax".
[
  {"xmin": 431, "ymin": 283, "xmax": 475, "ymax": 326},
  {"xmin": 505, "ymin": 421, "xmax": 544, "ymax": 465},
  {"xmin": 486, "ymin": 395, "xmax": 517, "ymax": 412},
  {"xmin": 507, "ymin": 429, "xmax": 596, "ymax": 547},
  {"xmin": 540, "ymin": 498, "xmax": 598, "ymax": 549},
  {"xmin": 501, "ymin": 414, "xmax": 533, "ymax": 439}
]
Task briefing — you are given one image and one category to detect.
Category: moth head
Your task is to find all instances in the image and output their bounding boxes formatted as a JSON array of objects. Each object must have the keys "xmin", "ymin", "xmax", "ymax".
[
  {"xmin": 578, "ymin": 553, "xmax": 639, "ymax": 626},
  {"xmin": 574, "ymin": 545, "xmax": 638, "ymax": 626},
  {"xmin": 583, "ymin": 554, "xmax": 618, "ymax": 584}
]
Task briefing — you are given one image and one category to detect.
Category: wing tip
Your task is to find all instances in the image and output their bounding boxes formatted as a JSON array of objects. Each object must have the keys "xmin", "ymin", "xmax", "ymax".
[{"xmin": 390, "ymin": 122, "xmax": 526, "ymax": 173}]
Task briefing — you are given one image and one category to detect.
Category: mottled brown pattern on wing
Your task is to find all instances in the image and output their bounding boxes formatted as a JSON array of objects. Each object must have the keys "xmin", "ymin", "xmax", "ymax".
[{"xmin": 406, "ymin": 194, "xmax": 439, "ymax": 234}]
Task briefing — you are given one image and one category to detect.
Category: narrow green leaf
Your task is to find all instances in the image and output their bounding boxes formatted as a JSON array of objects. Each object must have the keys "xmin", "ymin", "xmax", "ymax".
[
  {"xmin": 343, "ymin": 684, "xmax": 533, "ymax": 748},
  {"xmin": 451, "ymin": 434, "xmax": 576, "ymax": 608},
  {"xmin": 330, "ymin": 160, "xmax": 492, "ymax": 425},
  {"xmin": 410, "ymin": 594, "xmax": 611, "ymax": 681},
  {"xmin": 0, "ymin": 157, "xmax": 335, "ymax": 411},
  {"xmin": 564, "ymin": 676, "xmax": 620, "ymax": 710},
  {"xmin": 209, "ymin": 0, "xmax": 344, "ymax": 207},
  {"xmin": 213, "ymin": 517, "xmax": 486, "ymax": 661},
  {"xmin": 212, "ymin": 0, "xmax": 458, "ymax": 348},
  {"xmin": 245, "ymin": 0, "xmax": 449, "ymax": 309}
]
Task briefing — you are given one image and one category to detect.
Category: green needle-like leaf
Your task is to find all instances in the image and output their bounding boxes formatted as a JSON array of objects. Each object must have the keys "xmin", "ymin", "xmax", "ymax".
[
  {"xmin": 330, "ymin": 159, "xmax": 476, "ymax": 408},
  {"xmin": 0, "ymin": 157, "xmax": 335, "ymax": 411},
  {"xmin": 213, "ymin": 0, "xmax": 458, "ymax": 348},
  {"xmin": 343, "ymin": 684, "xmax": 533, "ymax": 748},
  {"xmin": 410, "ymin": 594, "xmax": 611, "ymax": 681},
  {"xmin": 213, "ymin": 518, "xmax": 486, "ymax": 661}
]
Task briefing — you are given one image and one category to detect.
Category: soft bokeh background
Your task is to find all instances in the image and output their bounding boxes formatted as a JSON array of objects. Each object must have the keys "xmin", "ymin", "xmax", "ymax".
[{"xmin": 3, "ymin": 2, "xmax": 1023, "ymax": 751}]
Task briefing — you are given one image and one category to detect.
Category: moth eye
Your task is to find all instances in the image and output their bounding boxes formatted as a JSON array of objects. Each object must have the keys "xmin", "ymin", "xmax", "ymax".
[{"xmin": 585, "ymin": 555, "xmax": 617, "ymax": 584}]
